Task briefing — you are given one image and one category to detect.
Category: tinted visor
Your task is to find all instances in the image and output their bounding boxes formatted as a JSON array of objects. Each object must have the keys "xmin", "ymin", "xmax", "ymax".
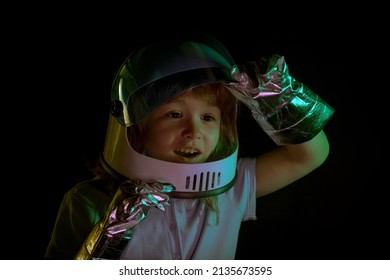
[{"xmin": 111, "ymin": 35, "xmax": 235, "ymax": 126}]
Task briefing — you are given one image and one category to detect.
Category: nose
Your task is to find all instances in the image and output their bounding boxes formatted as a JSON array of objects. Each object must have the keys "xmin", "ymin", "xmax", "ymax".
[{"xmin": 182, "ymin": 118, "xmax": 202, "ymax": 139}]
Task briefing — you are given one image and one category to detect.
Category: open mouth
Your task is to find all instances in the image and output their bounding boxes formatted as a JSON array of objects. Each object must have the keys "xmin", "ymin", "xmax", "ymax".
[{"xmin": 174, "ymin": 148, "xmax": 201, "ymax": 158}]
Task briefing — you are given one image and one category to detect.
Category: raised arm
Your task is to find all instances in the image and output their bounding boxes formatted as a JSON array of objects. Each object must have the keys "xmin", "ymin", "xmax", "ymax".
[
  {"xmin": 255, "ymin": 130, "xmax": 329, "ymax": 197},
  {"xmin": 228, "ymin": 54, "xmax": 334, "ymax": 197}
]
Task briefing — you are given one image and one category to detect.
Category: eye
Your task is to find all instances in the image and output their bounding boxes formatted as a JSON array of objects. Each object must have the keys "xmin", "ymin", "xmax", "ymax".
[
  {"xmin": 202, "ymin": 114, "xmax": 215, "ymax": 122},
  {"xmin": 168, "ymin": 111, "xmax": 182, "ymax": 118}
]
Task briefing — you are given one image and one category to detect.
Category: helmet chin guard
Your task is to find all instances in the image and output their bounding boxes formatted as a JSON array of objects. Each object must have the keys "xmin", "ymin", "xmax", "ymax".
[{"xmin": 102, "ymin": 115, "xmax": 238, "ymax": 199}]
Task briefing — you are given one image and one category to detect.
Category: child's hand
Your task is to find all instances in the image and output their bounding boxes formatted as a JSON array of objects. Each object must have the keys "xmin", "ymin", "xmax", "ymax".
[
  {"xmin": 228, "ymin": 55, "xmax": 334, "ymax": 145},
  {"xmin": 230, "ymin": 55, "xmax": 288, "ymax": 98},
  {"xmin": 229, "ymin": 55, "xmax": 301, "ymax": 117}
]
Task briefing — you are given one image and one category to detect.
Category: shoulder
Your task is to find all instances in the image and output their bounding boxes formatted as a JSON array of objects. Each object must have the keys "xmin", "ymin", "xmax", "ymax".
[
  {"xmin": 237, "ymin": 157, "xmax": 257, "ymax": 175},
  {"xmin": 220, "ymin": 157, "xmax": 257, "ymax": 219},
  {"xmin": 58, "ymin": 178, "xmax": 114, "ymax": 224},
  {"xmin": 225, "ymin": 157, "xmax": 257, "ymax": 198},
  {"xmin": 63, "ymin": 178, "xmax": 112, "ymax": 208}
]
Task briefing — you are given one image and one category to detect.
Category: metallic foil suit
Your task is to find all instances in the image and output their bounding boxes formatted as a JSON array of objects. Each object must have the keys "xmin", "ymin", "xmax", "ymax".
[
  {"xmin": 229, "ymin": 54, "xmax": 335, "ymax": 145},
  {"xmin": 75, "ymin": 178, "xmax": 173, "ymax": 260}
]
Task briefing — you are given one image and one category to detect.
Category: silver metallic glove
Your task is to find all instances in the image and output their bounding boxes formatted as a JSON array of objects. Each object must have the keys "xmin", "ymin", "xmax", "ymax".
[
  {"xmin": 229, "ymin": 54, "xmax": 334, "ymax": 145},
  {"xmin": 75, "ymin": 178, "xmax": 173, "ymax": 260}
]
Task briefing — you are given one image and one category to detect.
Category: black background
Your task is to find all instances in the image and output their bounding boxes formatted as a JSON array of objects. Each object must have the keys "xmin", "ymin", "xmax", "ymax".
[{"xmin": 2, "ymin": 7, "xmax": 385, "ymax": 260}]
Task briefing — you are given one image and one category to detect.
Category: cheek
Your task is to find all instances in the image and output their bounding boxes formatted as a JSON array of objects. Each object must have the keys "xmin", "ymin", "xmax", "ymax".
[
  {"xmin": 212, "ymin": 130, "xmax": 221, "ymax": 146},
  {"xmin": 143, "ymin": 127, "xmax": 173, "ymax": 152},
  {"xmin": 204, "ymin": 127, "xmax": 220, "ymax": 148}
]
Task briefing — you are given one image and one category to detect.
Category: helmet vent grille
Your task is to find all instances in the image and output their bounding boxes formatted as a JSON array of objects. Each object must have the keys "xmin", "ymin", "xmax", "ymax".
[{"xmin": 185, "ymin": 172, "xmax": 221, "ymax": 191}]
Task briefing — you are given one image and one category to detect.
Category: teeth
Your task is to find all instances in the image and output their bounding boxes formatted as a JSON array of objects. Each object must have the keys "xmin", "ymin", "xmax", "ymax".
[{"xmin": 179, "ymin": 148, "xmax": 198, "ymax": 154}]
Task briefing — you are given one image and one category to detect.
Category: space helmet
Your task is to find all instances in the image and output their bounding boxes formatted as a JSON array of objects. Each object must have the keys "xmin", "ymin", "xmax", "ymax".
[{"xmin": 101, "ymin": 30, "xmax": 239, "ymax": 198}]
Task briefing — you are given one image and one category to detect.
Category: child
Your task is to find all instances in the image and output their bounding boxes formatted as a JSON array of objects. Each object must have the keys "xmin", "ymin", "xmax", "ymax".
[{"xmin": 45, "ymin": 30, "xmax": 334, "ymax": 260}]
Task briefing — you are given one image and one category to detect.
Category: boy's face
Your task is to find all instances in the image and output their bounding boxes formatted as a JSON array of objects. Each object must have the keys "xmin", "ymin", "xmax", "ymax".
[{"xmin": 141, "ymin": 90, "xmax": 221, "ymax": 163}]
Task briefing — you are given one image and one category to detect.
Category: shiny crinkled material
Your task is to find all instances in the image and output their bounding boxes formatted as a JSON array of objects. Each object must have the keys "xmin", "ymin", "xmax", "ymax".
[
  {"xmin": 229, "ymin": 54, "xmax": 335, "ymax": 145},
  {"xmin": 75, "ymin": 178, "xmax": 173, "ymax": 260}
]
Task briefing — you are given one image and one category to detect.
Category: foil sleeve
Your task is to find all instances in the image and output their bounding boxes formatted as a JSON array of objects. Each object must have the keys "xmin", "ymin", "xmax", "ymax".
[
  {"xmin": 229, "ymin": 54, "xmax": 335, "ymax": 145},
  {"xmin": 75, "ymin": 178, "xmax": 173, "ymax": 260}
]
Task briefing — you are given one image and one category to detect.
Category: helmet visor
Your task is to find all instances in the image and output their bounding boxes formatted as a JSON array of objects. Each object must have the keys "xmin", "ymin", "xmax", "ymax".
[{"xmin": 111, "ymin": 35, "xmax": 236, "ymax": 126}]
